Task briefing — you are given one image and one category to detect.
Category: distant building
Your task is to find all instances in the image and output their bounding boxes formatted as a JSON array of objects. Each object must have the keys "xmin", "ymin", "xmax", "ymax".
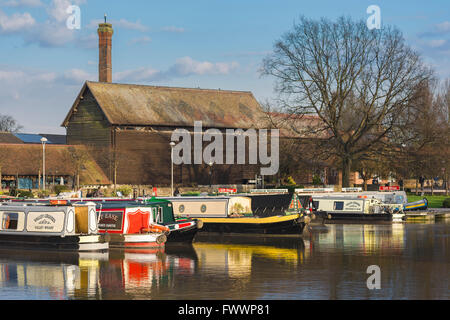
[
  {"xmin": 0, "ymin": 143, "xmax": 109, "ymax": 190},
  {"xmin": 61, "ymin": 21, "xmax": 266, "ymax": 186}
]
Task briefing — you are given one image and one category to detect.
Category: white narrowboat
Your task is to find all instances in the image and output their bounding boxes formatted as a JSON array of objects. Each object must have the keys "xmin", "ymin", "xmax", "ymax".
[
  {"xmin": 0, "ymin": 201, "xmax": 109, "ymax": 251},
  {"xmin": 312, "ymin": 197, "xmax": 404, "ymax": 221}
]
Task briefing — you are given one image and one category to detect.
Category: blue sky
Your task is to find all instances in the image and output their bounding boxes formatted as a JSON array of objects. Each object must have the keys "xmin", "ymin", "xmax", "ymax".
[{"xmin": 0, "ymin": 0, "xmax": 449, "ymax": 133}]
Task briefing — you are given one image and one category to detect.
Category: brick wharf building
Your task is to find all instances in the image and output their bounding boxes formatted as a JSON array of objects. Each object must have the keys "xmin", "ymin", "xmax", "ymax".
[{"xmin": 61, "ymin": 21, "xmax": 266, "ymax": 186}]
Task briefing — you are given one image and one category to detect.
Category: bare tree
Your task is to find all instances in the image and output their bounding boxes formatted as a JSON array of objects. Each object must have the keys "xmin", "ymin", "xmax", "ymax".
[
  {"xmin": 262, "ymin": 16, "xmax": 433, "ymax": 187},
  {"xmin": 66, "ymin": 146, "xmax": 91, "ymax": 190},
  {"xmin": 0, "ymin": 114, "xmax": 22, "ymax": 133}
]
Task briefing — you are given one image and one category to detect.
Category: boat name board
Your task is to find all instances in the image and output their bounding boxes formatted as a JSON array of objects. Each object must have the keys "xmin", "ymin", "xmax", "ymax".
[
  {"xmin": 344, "ymin": 201, "xmax": 362, "ymax": 210},
  {"xmin": 250, "ymin": 189, "xmax": 288, "ymax": 193},
  {"xmin": 342, "ymin": 187, "xmax": 363, "ymax": 192},
  {"xmin": 98, "ymin": 211, "xmax": 124, "ymax": 231},
  {"xmin": 296, "ymin": 188, "xmax": 334, "ymax": 193},
  {"xmin": 27, "ymin": 211, "xmax": 65, "ymax": 233}
]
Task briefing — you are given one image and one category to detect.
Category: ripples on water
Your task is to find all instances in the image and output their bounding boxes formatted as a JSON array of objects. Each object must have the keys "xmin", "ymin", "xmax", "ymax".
[{"xmin": 0, "ymin": 221, "xmax": 448, "ymax": 300}]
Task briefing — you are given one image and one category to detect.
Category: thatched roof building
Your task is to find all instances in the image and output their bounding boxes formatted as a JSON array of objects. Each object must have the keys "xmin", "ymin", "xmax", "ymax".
[
  {"xmin": 62, "ymin": 81, "xmax": 265, "ymax": 129},
  {"xmin": 0, "ymin": 144, "xmax": 110, "ymax": 189}
]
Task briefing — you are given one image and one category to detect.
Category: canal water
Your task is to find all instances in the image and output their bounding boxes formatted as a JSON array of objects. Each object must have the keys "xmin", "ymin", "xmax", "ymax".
[{"xmin": 0, "ymin": 221, "xmax": 448, "ymax": 300}]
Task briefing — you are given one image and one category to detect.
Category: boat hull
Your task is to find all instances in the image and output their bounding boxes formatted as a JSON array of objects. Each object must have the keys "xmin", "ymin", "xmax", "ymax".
[
  {"xmin": 197, "ymin": 215, "xmax": 307, "ymax": 235},
  {"xmin": 0, "ymin": 234, "xmax": 109, "ymax": 252},
  {"xmin": 107, "ymin": 233, "xmax": 166, "ymax": 249},
  {"xmin": 318, "ymin": 212, "xmax": 400, "ymax": 221},
  {"xmin": 166, "ymin": 224, "xmax": 199, "ymax": 243}
]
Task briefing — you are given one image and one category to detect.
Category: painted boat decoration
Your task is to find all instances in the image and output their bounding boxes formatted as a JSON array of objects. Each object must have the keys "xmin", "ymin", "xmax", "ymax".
[
  {"xmin": 311, "ymin": 197, "xmax": 405, "ymax": 221},
  {"xmin": 163, "ymin": 196, "xmax": 309, "ymax": 235},
  {"xmin": 94, "ymin": 201, "xmax": 168, "ymax": 249},
  {"xmin": 232, "ymin": 192, "xmax": 314, "ymax": 218},
  {"xmin": 0, "ymin": 201, "xmax": 109, "ymax": 251},
  {"xmin": 83, "ymin": 198, "xmax": 202, "ymax": 243},
  {"xmin": 403, "ymin": 198, "xmax": 428, "ymax": 211},
  {"xmin": 93, "ymin": 198, "xmax": 202, "ymax": 243},
  {"xmin": 11, "ymin": 197, "xmax": 202, "ymax": 244}
]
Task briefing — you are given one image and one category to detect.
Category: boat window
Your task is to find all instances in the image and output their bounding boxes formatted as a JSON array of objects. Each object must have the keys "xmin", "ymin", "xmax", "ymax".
[
  {"xmin": 201, "ymin": 204, "xmax": 207, "ymax": 213},
  {"xmin": 333, "ymin": 202, "xmax": 344, "ymax": 210},
  {"xmin": 157, "ymin": 207, "xmax": 163, "ymax": 223},
  {"xmin": 313, "ymin": 201, "xmax": 319, "ymax": 209},
  {"xmin": 179, "ymin": 204, "xmax": 185, "ymax": 213},
  {"xmin": 2, "ymin": 212, "xmax": 18, "ymax": 230},
  {"xmin": 152, "ymin": 207, "xmax": 157, "ymax": 222}
]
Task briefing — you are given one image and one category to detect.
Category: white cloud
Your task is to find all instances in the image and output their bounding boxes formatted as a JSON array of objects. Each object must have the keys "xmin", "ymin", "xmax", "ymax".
[
  {"xmin": 0, "ymin": 67, "xmax": 57, "ymax": 83},
  {"xmin": 88, "ymin": 18, "xmax": 149, "ymax": 32},
  {"xmin": 436, "ymin": 21, "xmax": 450, "ymax": 33},
  {"xmin": 169, "ymin": 57, "xmax": 239, "ymax": 76},
  {"xmin": 25, "ymin": 20, "xmax": 75, "ymax": 47},
  {"xmin": 61, "ymin": 68, "xmax": 96, "ymax": 84},
  {"xmin": 161, "ymin": 26, "xmax": 185, "ymax": 33},
  {"xmin": 113, "ymin": 57, "xmax": 240, "ymax": 83},
  {"xmin": 115, "ymin": 18, "xmax": 148, "ymax": 32},
  {"xmin": 0, "ymin": 0, "xmax": 43, "ymax": 7},
  {"xmin": 128, "ymin": 35, "xmax": 152, "ymax": 45},
  {"xmin": 0, "ymin": 9, "xmax": 35, "ymax": 33},
  {"xmin": 0, "ymin": 0, "xmax": 89, "ymax": 47},
  {"xmin": 114, "ymin": 67, "xmax": 160, "ymax": 82},
  {"xmin": 46, "ymin": 0, "xmax": 85, "ymax": 23},
  {"xmin": 427, "ymin": 39, "xmax": 447, "ymax": 48}
]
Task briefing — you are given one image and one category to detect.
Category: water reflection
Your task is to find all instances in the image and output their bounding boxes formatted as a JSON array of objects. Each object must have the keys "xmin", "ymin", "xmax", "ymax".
[
  {"xmin": 0, "ymin": 222, "xmax": 448, "ymax": 300},
  {"xmin": 309, "ymin": 223, "xmax": 406, "ymax": 254}
]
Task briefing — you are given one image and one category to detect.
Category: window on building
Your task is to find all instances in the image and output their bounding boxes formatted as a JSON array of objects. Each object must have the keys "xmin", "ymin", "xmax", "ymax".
[{"xmin": 2, "ymin": 212, "xmax": 19, "ymax": 230}]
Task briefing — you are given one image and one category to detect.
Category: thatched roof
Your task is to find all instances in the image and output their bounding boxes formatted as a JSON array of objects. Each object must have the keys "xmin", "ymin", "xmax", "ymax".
[
  {"xmin": 0, "ymin": 132, "xmax": 23, "ymax": 144},
  {"xmin": 62, "ymin": 81, "xmax": 266, "ymax": 129},
  {"xmin": 0, "ymin": 144, "xmax": 110, "ymax": 185}
]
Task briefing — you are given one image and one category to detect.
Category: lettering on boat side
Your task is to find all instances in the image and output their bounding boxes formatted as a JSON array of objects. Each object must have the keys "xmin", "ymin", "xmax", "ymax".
[
  {"xmin": 34, "ymin": 214, "xmax": 56, "ymax": 223},
  {"xmin": 27, "ymin": 212, "xmax": 64, "ymax": 232},
  {"xmin": 98, "ymin": 212, "xmax": 123, "ymax": 230},
  {"xmin": 366, "ymin": 265, "xmax": 381, "ymax": 290},
  {"xmin": 345, "ymin": 201, "xmax": 362, "ymax": 210},
  {"xmin": 177, "ymin": 304, "xmax": 270, "ymax": 317}
]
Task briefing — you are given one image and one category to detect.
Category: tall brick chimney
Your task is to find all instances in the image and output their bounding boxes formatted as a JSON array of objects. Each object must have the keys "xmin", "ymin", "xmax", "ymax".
[{"xmin": 98, "ymin": 15, "xmax": 113, "ymax": 83}]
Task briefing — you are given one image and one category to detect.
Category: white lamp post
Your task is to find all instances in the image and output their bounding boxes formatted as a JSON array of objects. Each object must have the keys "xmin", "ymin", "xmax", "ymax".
[
  {"xmin": 170, "ymin": 141, "xmax": 176, "ymax": 196},
  {"xmin": 40, "ymin": 137, "xmax": 48, "ymax": 191},
  {"xmin": 208, "ymin": 161, "xmax": 213, "ymax": 189}
]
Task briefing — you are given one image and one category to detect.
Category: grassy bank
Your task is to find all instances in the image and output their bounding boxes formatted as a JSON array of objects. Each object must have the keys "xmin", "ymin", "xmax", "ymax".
[{"xmin": 407, "ymin": 194, "xmax": 449, "ymax": 208}]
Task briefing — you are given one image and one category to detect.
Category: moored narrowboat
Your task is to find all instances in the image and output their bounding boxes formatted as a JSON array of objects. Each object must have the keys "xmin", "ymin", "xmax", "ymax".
[
  {"xmin": 311, "ymin": 197, "xmax": 405, "ymax": 221},
  {"xmin": 94, "ymin": 201, "xmax": 168, "ymax": 249},
  {"xmin": 0, "ymin": 201, "xmax": 109, "ymax": 251},
  {"xmin": 164, "ymin": 196, "xmax": 309, "ymax": 236},
  {"xmin": 89, "ymin": 198, "xmax": 201, "ymax": 243},
  {"xmin": 13, "ymin": 197, "xmax": 203, "ymax": 244}
]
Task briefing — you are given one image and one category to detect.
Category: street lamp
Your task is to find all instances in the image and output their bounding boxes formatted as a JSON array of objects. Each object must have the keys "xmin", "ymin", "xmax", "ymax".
[
  {"xmin": 208, "ymin": 161, "xmax": 213, "ymax": 189},
  {"xmin": 170, "ymin": 141, "xmax": 176, "ymax": 196},
  {"xmin": 40, "ymin": 137, "xmax": 48, "ymax": 191}
]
